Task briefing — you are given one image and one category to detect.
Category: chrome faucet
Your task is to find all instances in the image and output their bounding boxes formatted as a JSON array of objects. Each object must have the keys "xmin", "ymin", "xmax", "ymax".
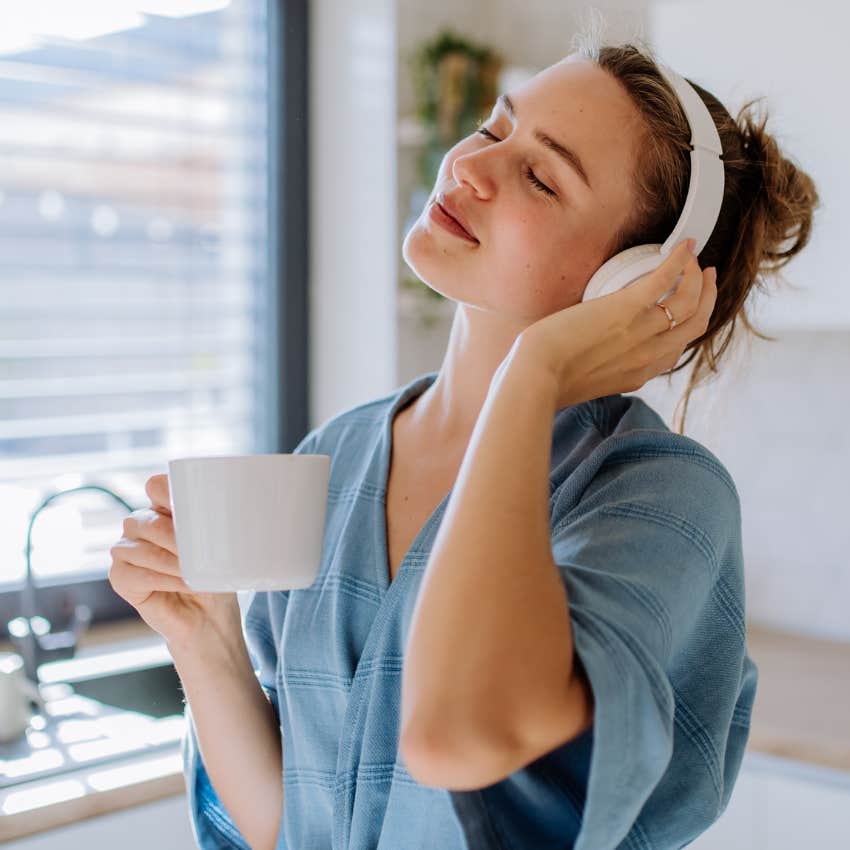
[{"xmin": 6, "ymin": 484, "xmax": 136, "ymax": 686}]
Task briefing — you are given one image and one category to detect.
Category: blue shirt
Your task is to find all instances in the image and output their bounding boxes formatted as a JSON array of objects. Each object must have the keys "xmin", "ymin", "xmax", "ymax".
[{"xmin": 181, "ymin": 369, "xmax": 758, "ymax": 849}]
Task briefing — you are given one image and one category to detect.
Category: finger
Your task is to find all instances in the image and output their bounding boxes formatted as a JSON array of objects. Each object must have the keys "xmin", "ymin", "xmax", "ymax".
[
  {"xmin": 662, "ymin": 266, "xmax": 717, "ymax": 348},
  {"xmin": 110, "ymin": 535, "xmax": 182, "ymax": 578},
  {"xmin": 653, "ymin": 238, "xmax": 697, "ymax": 295},
  {"xmin": 146, "ymin": 474, "xmax": 172, "ymax": 516},
  {"xmin": 626, "ymin": 238, "xmax": 696, "ymax": 308},
  {"xmin": 123, "ymin": 508, "xmax": 178, "ymax": 557},
  {"xmin": 109, "ymin": 559, "xmax": 194, "ymax": 602},
  {"xmin": 634, "ymin": 265, "xmax": 716, "ymax": 379},
  {"xmin": 651, "ymin": 253, "xmax": 704, "ymax": 331}
]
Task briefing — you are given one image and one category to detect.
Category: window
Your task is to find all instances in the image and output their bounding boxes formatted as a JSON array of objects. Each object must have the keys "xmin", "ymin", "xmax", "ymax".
[{"xmin": 0, "ymin": 1, "xmax": 310, "ymax": 632}]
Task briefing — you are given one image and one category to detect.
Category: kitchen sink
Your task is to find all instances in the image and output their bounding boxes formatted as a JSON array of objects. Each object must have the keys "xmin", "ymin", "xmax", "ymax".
[
  {"xmin": 66, "ymin": 659, "xmax": 185, "ymax": 718},
  {"xmin": 0, "ymin": 640, "xmax": 187, "ymax": 789},
  {"xmin": 37, "ymin": 638, "xmax": 187, "ymax": 718}
]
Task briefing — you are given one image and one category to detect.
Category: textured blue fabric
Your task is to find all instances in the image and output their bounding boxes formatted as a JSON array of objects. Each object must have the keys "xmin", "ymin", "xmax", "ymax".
[{"xmin": 181, "ymin": 369, "xmax": 758, "ymax": 849}]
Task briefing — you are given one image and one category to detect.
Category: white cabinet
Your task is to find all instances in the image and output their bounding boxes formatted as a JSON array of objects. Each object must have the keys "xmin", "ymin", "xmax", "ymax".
[
  {"xmin": 4, "ymin": 794, "xmax": 196, "ymax": 850},
  {"xmin": 690, "ymin": 752, "xmax": 850, "ymax": 849}
]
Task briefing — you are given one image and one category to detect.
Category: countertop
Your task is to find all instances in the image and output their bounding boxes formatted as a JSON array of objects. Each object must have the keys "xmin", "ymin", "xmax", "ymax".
[
  {"xmin": 1, "ymin": 617, "xmax": 849, "ymax": 841},
  {"xmin": 744, "ymin": 623, "xmax": 850, "ymax": 771}
]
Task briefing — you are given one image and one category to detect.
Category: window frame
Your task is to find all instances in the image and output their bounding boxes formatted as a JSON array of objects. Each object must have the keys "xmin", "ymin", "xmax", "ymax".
[{"xmin": 0, "ymin": 0, "xmax": 311, "ymax": 637}]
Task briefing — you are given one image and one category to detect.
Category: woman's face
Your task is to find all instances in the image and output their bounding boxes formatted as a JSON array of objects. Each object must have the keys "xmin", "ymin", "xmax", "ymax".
[{"xmin": 402, "ymin": 55, "xmax": 644, "ymax": 322}]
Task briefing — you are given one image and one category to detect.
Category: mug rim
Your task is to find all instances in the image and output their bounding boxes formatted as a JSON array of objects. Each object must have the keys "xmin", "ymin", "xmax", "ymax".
[{"xmin": 169, "ymin": 453, "xmax": 330, "ymax": 465}]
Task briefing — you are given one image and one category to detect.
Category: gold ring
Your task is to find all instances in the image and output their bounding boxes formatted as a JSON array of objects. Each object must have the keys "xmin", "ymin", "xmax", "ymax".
[{"xmin": 656, "ymin": 301, "xmax": 677, "ymax": 330}]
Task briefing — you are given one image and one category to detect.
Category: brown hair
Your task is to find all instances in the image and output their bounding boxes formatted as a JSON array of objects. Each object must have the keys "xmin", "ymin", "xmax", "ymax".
[{"xmin": 572, "ymin": 35, "xmax": 820, "ymax": 434}]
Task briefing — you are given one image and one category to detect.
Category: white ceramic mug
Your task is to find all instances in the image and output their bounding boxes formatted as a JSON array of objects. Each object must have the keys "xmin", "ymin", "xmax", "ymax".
[
  {"xmin": 0, "ymin": 652, "xmax": 41, "ymax": 743},
  {"xmin": 167, "ymin": 453, "xmax": 331, "ymax": 592}
]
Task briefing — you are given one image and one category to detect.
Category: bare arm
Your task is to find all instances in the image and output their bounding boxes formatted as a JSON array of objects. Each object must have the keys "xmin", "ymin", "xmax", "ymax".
[
  {"xmin": 107, "ymin": 476, "xmax": 285, "ymax": 848},
  {"xmin": 170, "ymin": 627, "xmax": 283, "ymax": 850},
  {"xmin": 400, "ymin": 342, "xmax": 590, "ymax": 789}
]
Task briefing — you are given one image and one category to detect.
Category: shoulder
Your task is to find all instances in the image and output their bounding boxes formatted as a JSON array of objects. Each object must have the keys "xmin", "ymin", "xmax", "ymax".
[
  {"xmin": 293, "ymin": 386, "xmax": 401, "ymax": 456},
  {"xmin": 551, "ymin": 394, "xmax": 741, "ymax": 552},
  {"xmin": 557, "ymin": 393, "xmax": 738, "ymax": 496}
]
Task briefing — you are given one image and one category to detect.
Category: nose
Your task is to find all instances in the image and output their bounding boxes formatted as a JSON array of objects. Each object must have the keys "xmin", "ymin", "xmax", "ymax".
[{"xmin": 450, "ymin": 147, "xmax": 493, "ymax": 199}]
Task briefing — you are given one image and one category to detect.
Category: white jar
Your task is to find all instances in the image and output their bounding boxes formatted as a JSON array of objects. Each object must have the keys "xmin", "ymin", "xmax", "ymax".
[{"xmin": 0, "ymin": 652, "xmax": 38, "ymax": 743}]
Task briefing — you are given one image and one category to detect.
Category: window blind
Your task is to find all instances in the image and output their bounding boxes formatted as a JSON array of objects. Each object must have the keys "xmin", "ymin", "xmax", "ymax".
[{"xmin": 0, "ymin": 1, "xmax": 271, "ymax": 586}]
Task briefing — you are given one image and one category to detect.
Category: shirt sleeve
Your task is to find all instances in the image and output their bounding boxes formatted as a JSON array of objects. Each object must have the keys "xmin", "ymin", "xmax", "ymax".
[
  {"xmin": 180, "ymin": 431, "xmax": 320, "ymax": 849},
  {"xmin": 449, "ymin": 448, "xmax": 759, "ymax": 850}
]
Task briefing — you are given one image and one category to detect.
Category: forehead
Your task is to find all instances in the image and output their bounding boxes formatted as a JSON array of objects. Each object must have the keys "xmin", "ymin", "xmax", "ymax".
[{"xmin": 509, "ymin": 57, "xmax": 642, "ymax": 198}]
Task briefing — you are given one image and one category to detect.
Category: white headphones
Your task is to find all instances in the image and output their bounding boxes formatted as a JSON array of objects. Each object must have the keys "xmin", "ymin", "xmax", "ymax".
[{"xmin": 581, "ymin": 63, "xmax": 725, "ymax": 303}]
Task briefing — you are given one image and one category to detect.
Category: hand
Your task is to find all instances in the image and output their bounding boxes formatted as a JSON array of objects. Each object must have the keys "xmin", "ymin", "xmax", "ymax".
[
  {"xmin": 517, "ymin": 239, "xmax": 718, "ymax": 410},
  {"xmin": 108, "ymin": 474, "xmax": 242, "ymax": 651}
]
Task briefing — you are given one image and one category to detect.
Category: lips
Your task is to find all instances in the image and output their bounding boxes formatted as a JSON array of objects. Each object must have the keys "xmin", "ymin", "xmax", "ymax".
[{"xmin": 436, "ymin": 194, "xmax": 478, "ymax": 242}]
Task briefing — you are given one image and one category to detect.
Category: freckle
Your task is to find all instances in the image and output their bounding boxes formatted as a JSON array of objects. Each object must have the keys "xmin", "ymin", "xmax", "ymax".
[{"xmin": 560, "ymin": 274, "xmax": 565, "ymax": 280}]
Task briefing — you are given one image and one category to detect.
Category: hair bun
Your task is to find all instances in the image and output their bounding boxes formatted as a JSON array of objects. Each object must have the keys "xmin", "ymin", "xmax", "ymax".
[{"xmin": 735, "ymin": 100, "xmax": 820, "ymax": 272}]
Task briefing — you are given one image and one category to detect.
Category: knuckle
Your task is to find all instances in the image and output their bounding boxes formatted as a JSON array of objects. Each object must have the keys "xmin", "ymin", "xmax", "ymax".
[
  {"xmin": 150, "ymin": 547, "xmax": 168, "ymax": 572},
  {"xmin": 153, "ymin": 510, "xmax": 168, "ymax": 527},
  {"xmin": 154, "ymin": 514, "xmax": 176, "ymax": 548},
  {"xmin": 123, "ymin": 508, "xmax": 147, "ymax": 533}
]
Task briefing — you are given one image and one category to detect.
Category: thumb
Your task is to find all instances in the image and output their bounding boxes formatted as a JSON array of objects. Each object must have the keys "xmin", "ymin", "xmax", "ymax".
[{"xmin": 145, "ymin": 473, "xmax": 172, "ymax": 516}]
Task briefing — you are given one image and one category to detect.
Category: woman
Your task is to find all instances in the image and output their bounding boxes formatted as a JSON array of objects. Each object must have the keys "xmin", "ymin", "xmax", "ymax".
[{"xmin": 110, "ymin": 39, "xmax": 818, "ymax": 850}]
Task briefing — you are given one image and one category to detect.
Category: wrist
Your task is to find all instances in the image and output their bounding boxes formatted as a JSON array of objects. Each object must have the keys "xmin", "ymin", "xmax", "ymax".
[
  {"xmin": 167, "ymin": 614, "xmax": 249, "ymax": 671},
  {"xmin": 494, "ymin": 334, "xmax": 561, "ymax": 413}
]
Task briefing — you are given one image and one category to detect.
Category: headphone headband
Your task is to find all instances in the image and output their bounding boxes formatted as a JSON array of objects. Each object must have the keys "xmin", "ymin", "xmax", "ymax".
[
  {"xmin": 655, "ymin": 64, "xmax": 725, "ymax": 257},
  {"xmin": 578, "ymin": 59, "xmax": 726, "ymax": 302}
]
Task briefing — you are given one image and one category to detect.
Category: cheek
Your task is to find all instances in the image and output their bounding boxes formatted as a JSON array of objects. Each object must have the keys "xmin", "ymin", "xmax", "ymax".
[
  {"xmin": 492, "ymin": 203, "xmax": 547, "ymax": 262},
  {"xmin": 493, "ymin": 211, "xmax": 558, "ymax": 281},
  {"xmin": 485, "ymin": 221, "xmax": 571, "ymax": 315},
  {"xmin": 512, "ymin": 230, "xmax": 593, "ymax": 315}
]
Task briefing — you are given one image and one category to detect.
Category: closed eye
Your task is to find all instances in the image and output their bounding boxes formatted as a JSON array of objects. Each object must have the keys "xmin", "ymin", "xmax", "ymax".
[{"xmin": 476, "ymin": 126, "xmax": 557, "ymax": 198}]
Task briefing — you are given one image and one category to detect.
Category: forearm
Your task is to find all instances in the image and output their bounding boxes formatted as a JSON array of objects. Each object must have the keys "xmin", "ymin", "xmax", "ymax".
[
  {"xmin": 170, "ymin": 627, "xmax": 283, "ymax": 850},
  {"xmin": 400, "ymin": 343, "xmax": 575, "ymax": 757}
]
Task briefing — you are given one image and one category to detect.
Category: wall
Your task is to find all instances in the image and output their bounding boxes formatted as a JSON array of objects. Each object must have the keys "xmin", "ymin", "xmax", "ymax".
[
  {"xmin": 308, "ymin": 0, "xmax": 398, "ymax": 428},
  {"xmin": 648, "ymin": 0, "xmax": 849, "ymax": 330}
]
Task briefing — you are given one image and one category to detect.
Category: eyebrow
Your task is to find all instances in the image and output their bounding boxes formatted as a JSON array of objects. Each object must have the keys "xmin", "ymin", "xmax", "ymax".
[{"xmin": 496, "ymin": 93, "xmax": 592, "ymax": 190}]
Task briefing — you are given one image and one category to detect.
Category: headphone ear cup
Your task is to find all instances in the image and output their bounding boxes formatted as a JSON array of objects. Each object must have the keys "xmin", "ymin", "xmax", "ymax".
[{"xmin": 582, "ymin": 244, "xmax": 665, "ymax": 301}]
